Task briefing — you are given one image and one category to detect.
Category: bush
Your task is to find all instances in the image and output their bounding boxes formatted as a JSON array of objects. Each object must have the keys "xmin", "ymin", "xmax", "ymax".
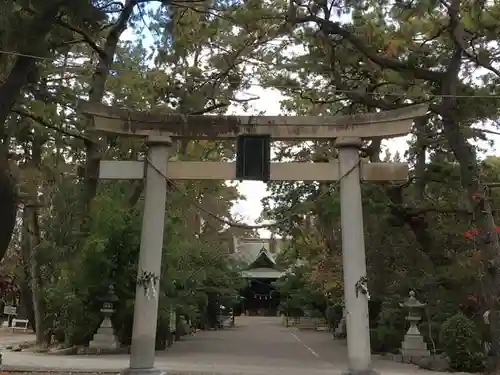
[
  {"xmin": 370, "ymin": 302, "xmax": 406, "ymax": 354},
  {"xmin": 439, "ymin": 312, "xmax": 485, "ymax": 372},
  {"xmin": 370, "ymin": 325, "xmax": 403, "ymax": 354},
  {"xmin": 177, "ymin": 317, "xmax": 190, "ymax": 336},
  {"xmin": 419, "ymin": 320, "xmax": 440, "ymax": 354},
  {"xmin": 326, "ymin": 304, "xmax": 342, "ymax": 330}
]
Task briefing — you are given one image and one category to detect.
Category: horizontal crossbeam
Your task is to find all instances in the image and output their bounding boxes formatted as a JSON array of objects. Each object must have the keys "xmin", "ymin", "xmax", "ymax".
[
  {"xmin": 99, "ymin": 160, "xmax": 408, "ymax": 182},
  {"xmin": 80, "ymin": 102, "xmax": 428, "ymax": 140}
]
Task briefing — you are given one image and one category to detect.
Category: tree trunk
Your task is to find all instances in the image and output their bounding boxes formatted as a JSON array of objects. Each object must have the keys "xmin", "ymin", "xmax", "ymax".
[
  {"xmin": 17, "ymin": 280, "xmax": 35, "ymax": 330},
  {"xmin": 19, "ymin": 210, "xmax": 35, "ymax": 330},
  {"xmin": 23, "ymin": 129, "xmax": 47, "ymax": 346},
  {"xmin": 26, "ymin": 204, "xmax": 46, "ymax": 346},
  {"xmin": 0, "ymin": 145, "xmax": 17, "ymax": 262},
  {"xmin": 175, "ymin": 312, "xmax": 181, "ymax": 341},
  {"xmin": 0, "ymin": 3, "xmax": 65, "ymax": 263},
  {"xmin": 80, "ymin": 0, "xmax": 137, "ymax": 228}
]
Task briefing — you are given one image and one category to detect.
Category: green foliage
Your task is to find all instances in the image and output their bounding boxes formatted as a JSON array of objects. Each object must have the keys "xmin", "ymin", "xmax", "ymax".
[
  {"xmin": 274, "ymin": 267, "xmax": 327, "ymax": 318},
  {"xmin": 325, "ymin": 303, "xmax": 342, "ymax": 329},
  {"xmin": 370, "ymin": 302, "xmax": 407, "ymax": 354},
  {"xmin": 370, "ymin": 326, "xmax": 402, "ymax": 355},
  {"xmin": 440, "ymin": 313, "xmax": 486, "ymax": 372},
  {"xmin": 42, "ymin": 185, "xmax": 141, "ymax": 345},
  {"xmin": 35, "ymin": 181, "xmax": 244, "ymax": 346}
]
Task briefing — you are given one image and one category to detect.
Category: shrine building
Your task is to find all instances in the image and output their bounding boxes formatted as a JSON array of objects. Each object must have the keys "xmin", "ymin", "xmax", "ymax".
[{"xmin": 231, "ymin": 237, "xmax": 285, "ymax": 316}]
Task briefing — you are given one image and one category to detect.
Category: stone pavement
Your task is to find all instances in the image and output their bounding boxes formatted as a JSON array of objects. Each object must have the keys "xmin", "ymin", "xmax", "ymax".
[{"xmin": 0, "ymin": 316, "xmax": 469, "ymax": 374}]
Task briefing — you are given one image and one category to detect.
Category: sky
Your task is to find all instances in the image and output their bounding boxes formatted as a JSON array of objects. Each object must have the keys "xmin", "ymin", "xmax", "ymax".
[
  {"xmin": 120, "ymin": 5, "xmax": 500, "ymax": 238},
  {"xmin": 226, "ymin": 85, "xmax": 500, "ymax": 237}
]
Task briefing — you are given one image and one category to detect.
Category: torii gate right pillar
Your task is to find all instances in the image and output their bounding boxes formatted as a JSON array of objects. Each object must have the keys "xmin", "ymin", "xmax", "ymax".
[{"xmin": 336, "ymin": 137, "xmax": 377, "ymax": 375}]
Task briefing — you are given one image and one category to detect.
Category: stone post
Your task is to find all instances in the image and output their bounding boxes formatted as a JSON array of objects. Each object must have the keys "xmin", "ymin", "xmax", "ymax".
[
  {"xmin": 336, "ymin": 137, "xmax": 376, "ymax": 375},
  {"xmin": 400, "ymin": 291, "xmax": 430, "ymax": 359},
  {"xmin": 124, "ymin": 135, "xmax": 170, "ymax": 375}
]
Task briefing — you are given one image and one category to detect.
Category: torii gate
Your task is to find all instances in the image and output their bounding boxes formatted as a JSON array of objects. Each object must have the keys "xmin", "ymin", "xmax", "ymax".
[{"xmin": 81, "ymin": 102, "xmax": 428, "ymax": 375}]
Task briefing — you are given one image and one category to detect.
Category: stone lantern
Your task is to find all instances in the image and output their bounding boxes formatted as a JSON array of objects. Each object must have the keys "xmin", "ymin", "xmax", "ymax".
[
  {"xmin": 89, "ymin": 285, "xmax": 120, "ymax": 350},
  {"xmin": 399, "ymin": 291, "xmax": 430, "ymax": 358}
]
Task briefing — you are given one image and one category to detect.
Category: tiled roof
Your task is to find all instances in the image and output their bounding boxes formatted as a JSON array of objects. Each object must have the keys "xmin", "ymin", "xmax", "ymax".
[{"xmin": 231, "ymin": 238, "xmax": 277, "ymax": 267}]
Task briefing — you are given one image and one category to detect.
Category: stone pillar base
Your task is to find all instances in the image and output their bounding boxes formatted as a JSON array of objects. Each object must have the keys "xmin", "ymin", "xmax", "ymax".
[
  {"xmin": 89, "ymin": 318, "xmax": 120, "ymax": 350},
  {"xmin": 120, "ymin": 368, "xmax": 166, "ymax": 375},
  {"xmin": 401, "ymin": 350, "xmax": 431, "ymax": 358},
  {"xmin": 88, "ymin": 337, "xmax": 120, "ymax": 350},
  {"xmin": 342, "ymin": 369, "xmax": 379, "ymax": 375},
  {"xmin": 400, "ymin": 333, "xmax": 430, "ymax": 357}
]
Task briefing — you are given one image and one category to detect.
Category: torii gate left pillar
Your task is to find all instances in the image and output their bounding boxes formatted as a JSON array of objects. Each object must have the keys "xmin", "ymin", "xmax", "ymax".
[
  {"xmin": 124, "ymin": 135, "xmax": 170, "ymax": 375},
  {"xmin": 337, "ymin": 137, "xmax": 373, "ymax": 375}
]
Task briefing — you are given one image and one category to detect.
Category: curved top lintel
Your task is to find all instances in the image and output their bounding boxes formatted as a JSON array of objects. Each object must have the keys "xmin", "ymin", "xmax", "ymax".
[{"xmin": 80, "ymin": 102, "xmax": 429, "ymax": 140}]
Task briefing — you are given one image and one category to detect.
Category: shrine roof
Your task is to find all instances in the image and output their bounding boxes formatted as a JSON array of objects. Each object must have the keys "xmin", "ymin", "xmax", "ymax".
[{"xmin": 231, "ymin": 238, "xmax": 278, "ymax": 269}]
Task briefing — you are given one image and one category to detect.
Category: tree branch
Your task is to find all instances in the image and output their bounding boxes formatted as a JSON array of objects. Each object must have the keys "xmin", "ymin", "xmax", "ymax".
[
  {"xmin": 327, "ymin": 70, "xmax": 426, "ymax": 111},
  {"xmin": 454, "ymin": 28, "xmax": 500, "ymax": 78},
  {"xmin": 55, "ymin": 18, "xmax": 107, "ymax": 61},
  {"xmin": 11, "ymin": 107, "xmax": 91, "ymax": 143},
  {"xmin": 290, "ymin": 13, "xmax": 444, "ymax": 82},
  {"xmin": 439, "ymin": 0, "xmax": 500, "ymax": 78},
  {"xmin": 190, "ymin": 103, "xmax": 229, "ymax": 115}
]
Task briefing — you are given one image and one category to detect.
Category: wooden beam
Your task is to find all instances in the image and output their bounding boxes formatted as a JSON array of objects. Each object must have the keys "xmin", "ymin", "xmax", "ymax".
[
  {"xmin": 99, "ymin": 160, "xmax": 408, "ymax": 182},
  {"xmin": 80, "ymin": 102, "xmax": 428, "ymax": 140}
]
